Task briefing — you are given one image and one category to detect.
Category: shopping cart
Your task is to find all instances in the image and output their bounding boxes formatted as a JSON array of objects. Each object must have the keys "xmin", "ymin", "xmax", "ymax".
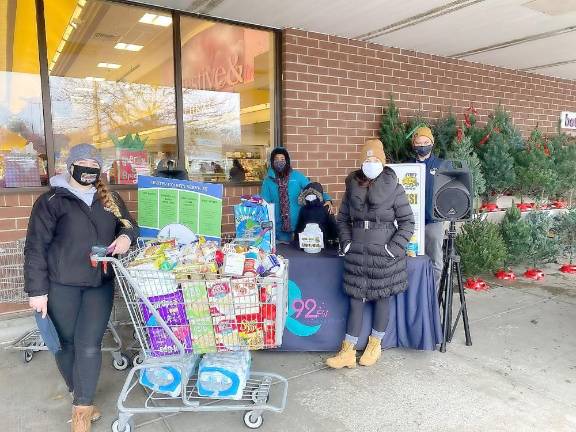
[
  {"xmin": 1, "ymin": 239, "xmax": 131, "ymax": 369},
  {"xmin": 95, "ymin": 246, "xmax": 289, "ymax": 431}
]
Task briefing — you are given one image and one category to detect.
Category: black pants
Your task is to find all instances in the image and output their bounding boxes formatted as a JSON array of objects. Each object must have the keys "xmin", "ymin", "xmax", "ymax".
[
  {"xmin": 48, "ymin": 281, "xmax": 114, "ymax": 406},
  {"xmin": 346, "ymin": 297, "xmax": 390, "ymax": 337}
]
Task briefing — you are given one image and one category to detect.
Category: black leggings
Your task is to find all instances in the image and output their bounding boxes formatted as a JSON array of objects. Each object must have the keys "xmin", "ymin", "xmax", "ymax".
[
  {"xmin": 346, "ymin": 297, "xmax": 390, "ymax": 337},
  {"xmin": 48, "ymin": 281, "xmax": 114, "ymax": 406}
]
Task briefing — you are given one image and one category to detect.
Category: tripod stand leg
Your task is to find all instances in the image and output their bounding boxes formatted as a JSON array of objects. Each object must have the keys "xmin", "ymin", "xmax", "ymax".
[
  {"xmin": 438, "ymin": 259, "xmax": 448, "ymax": 306},
  {"xmin": 446, "ymin": 261, "xmax": 456, "ymax": 343},
  {"xmin": 440, "ymin": 257, "xmax": 453, "ymax": 353},
  {"xmin": 456, "ymin": 261, "xmax": 472, "ymax": 346}
]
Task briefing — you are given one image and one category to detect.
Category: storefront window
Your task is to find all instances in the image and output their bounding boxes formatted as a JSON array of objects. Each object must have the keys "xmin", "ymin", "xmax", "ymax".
[
  {"xmin": 44, "ymin": 0, "xmax": 177, "ymax": 184},
  {"xmin": 0, "ymin": 0, "xmax": 47, "ymax": 188},
  {"xmin": 180, "ymin": 17, "xmax": 275, "ymax": 183}
]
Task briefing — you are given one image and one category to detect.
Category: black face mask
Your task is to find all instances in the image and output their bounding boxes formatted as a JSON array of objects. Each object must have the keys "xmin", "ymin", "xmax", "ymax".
[
  {"xmin": 71, "ymin": 164, "xmax": 101, "ymax": 186},
  {"xmin": 414, "ymin": 145, "xmax": 433, "ymax": 157}
]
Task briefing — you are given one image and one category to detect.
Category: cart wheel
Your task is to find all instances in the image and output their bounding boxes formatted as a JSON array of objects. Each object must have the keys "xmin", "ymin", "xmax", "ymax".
[
  {"xmin": 112, "ymin": 354, "xmax": 130, "ymax": 371},
  {"xmin": 23, "ymin": 350, "xmax": 34, "ymax": 363},
  {"xmin": 131, "ymin": 353, "xmax": 144, "ymax": 367},
  {"xmin": 111, "ymin": 419, "xmax": 134, "ymax": 432},
  {"xmin": 243, "ymin": 411, "xmax": 264, "ymax": 429}
]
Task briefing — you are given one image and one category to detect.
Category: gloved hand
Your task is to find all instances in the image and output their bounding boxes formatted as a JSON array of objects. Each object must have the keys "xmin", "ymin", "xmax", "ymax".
[{"xmin": 338, "ymin": 241, "xmax": 352, "ymax": 257}]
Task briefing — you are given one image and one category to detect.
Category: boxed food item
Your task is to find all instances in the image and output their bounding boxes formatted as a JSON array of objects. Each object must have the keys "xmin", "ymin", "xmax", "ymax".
[
  {"xmin": 206, "ymin": 279, "xmax": 235, "ymax": 317},
  {"xmin": 236, "ymin": 312, "xmax": 264, "ymax": 350},
  {"xmin": 140, "ymin": 290, "xmax": 193, "ymax": 357},
  {"xmin": 231, "ymin": 278, "xmax": 259, "ymax": 315},
  {"xmin": 182, "ymin": 280, "xmax": 217, "ymax": 353},
  {"xmin": 212, "ymin": 315, "xmax": 240, "ymax": 352}
]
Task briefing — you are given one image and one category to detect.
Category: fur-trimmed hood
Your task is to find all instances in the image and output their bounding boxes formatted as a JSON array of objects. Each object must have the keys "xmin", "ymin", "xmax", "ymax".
[{"xmin": 298, "ymin": 182, "xmax": 324, "ymax": 206}]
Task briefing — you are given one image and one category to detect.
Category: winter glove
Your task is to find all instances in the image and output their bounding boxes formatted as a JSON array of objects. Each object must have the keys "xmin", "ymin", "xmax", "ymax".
[{"xmin": 338, "ymin": 241, "xmax": 352, "ymax": 257}]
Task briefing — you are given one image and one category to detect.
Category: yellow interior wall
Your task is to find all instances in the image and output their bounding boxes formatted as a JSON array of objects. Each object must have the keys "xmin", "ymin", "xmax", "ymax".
[
  {"xmin": 43, "ymin": 0, "xmax": 78, "ymax": 70},
  {"xmin": 12, "ymin": 0, "xmax": 39, "ymax": 73}
]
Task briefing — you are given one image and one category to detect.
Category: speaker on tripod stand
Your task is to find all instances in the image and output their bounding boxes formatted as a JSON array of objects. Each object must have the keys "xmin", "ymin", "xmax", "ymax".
[{"xmin": 432, "ymin": 160, "xmax": 473, "ymax": 352}]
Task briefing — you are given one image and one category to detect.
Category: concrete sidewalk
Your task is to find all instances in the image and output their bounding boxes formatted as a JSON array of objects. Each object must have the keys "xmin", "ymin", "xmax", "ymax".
[{"xmin": 1, "ymin": 267, "xmax": 575, "ymax": 432}]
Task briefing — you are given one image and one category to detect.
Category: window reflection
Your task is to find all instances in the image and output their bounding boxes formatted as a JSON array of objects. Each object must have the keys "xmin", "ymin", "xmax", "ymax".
[
  {"xmin": 180, "ymin": 17, "xmax": 275, "ymax": 183},
  {"xmin": 0, "ymin": 0, "xmax": 46, "ymax": 187},
  {"xmin": 45, "ymin": 0, "xmax": 177, "ymax": 184}
]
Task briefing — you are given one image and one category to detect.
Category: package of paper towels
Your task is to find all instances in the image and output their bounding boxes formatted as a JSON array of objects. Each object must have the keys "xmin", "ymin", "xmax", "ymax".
[
  {"xmin": 139, "ymin": 354, "xmax": 199, "ymax": 397},
  {"xmin": 196, "ymin": 351, "xmax": 251, "ymax": 400}
]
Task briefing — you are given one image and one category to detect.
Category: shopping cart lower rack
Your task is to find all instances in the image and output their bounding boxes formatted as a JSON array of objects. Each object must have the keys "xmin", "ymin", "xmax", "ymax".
[
  {"xmin": 0, "ymin": 239, "xmax": 131, "ymax": 369},
  {"xmin": 96, "ymin": 246, "xmax": 289, "ymax": 431}
]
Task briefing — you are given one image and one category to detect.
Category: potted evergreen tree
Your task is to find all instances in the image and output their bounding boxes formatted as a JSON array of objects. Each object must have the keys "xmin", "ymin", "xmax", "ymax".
[{"xmin": 553, "ymin": 209, "xmax": 576, "ymax": 273}]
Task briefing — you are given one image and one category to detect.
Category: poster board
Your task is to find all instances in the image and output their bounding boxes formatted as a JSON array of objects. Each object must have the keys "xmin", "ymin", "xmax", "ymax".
[
  {"xmin": 137, "ymin": 175, "xmax": 223, "ymax": 242},
  {"xmin": 388, "ymin": 163, "xmax": 426, "ymax": 256}
]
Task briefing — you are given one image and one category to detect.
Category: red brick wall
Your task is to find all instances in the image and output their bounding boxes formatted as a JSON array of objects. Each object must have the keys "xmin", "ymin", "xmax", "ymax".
[
  {"xmin": 0, "ymin": 186, "xmax": 256, "ymax": 242},
  {"xmin": 2, "ymin": 28, "xmax": 576, "ymax": 241},
  {"xmin": 282, "ymin": 28, "xmax": 576, "ymax": 203}
]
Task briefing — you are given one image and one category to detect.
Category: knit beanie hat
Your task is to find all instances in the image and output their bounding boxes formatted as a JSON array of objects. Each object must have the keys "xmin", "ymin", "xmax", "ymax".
[
  {"xmin": 66, "ymin": 143, "xmax": 103, "ymax": 172},
  {"xmin": 360, "ymin": 139, "xmax": 386, "ymax": 165},
  {"xmin": 412, "ymin": 127, "xmax": 435, "ymax": 144}
]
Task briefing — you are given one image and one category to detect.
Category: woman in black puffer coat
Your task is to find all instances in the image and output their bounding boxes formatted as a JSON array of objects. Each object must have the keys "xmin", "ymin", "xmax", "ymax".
[{"xmin": 326, "ymin": 139, "xmax": 415, "ymax": 369}]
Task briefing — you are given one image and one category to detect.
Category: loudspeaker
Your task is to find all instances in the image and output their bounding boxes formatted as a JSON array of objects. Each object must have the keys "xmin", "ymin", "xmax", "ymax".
[{"xmin": 432, "ymin": 160, "xmax": 473, "ymax": 221}]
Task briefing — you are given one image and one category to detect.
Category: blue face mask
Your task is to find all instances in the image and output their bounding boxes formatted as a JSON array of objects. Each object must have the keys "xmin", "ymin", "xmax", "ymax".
[{"xmin": 273, "ymin": 160, "xmax": 287, "ymax": 172}]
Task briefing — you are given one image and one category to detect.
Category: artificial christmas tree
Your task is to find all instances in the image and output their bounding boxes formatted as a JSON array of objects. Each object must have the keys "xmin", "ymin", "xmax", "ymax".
[
  {"xmin": 500, "ymin": 206, "xmax": 531, "ymax": 266},
  {"xmin": 550, "ymin": 132, "xmax": 576, "ymax": 206},
  {"xmin": 479, "ymin": 132, "xmax": 516, "ymax": 201},
  {"xmin": 553, "ymin": 209, "xmax": 576, "ymax": 272},
  {"xmin": 447, "ymin": 136, "xmax": 486, "ymax": 201},
  {"xmin": 522, "ymin": 211, "xmax": 560, "ymax": 279},
  {"xmin": 432, "ymin": 111, "xmax": 458, "ymax": 158},
  {"xmin": 379, "ymin": 95, "xmax": 409, "ymax": 162},
  {"xmin": 484, "ymin": 104, "xmax": 524, "ymax": 151},
  {"xmin": 514, "ymin": 129, "xmax": 559, "ymax": 203},
  {"xmin": 455, "ymin": 218, "xmax": 508, "ymax": 276},
  {"xmin": 463, "ymin": 104, "xmax": 486, "ymax": 148}
]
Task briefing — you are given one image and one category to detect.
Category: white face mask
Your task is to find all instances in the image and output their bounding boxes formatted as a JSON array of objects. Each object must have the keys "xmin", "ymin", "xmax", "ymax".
[
  {"xmin": 362, "ymin": 161, "xmax": 384, "ymax": 179},
  {"xmin": 305, "ymin": 194, "xmax": 318, "ymax": 202}
]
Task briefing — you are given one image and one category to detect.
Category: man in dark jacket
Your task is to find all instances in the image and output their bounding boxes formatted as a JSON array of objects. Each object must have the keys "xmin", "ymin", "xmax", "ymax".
[
  {"xmin": 294, "ymin": 182, "xmax": 338, "ymax": 247},
  {"xmin": 409, "ymin": 127, "xmax": 446, "ymax": 288}
]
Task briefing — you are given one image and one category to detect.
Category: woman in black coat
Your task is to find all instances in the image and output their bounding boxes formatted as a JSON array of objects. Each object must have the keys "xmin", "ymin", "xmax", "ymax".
[
  {"xmin": 25, "ymin": 143, "xmax": 139, "ymax": 431},
  {"xmin": 326, "ymin": 139, "xmax": 414, "ymax": 369}
]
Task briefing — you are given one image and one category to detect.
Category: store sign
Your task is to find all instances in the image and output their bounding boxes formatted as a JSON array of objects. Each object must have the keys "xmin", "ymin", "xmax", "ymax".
[
  {"xmin": 561, "ymin": 111, "xmax": 576, "ymax": 129},
  {"xmin": 181, "ymin": 26, "xmax": 268, "ymax": 92},
  {"xmin": 388, "ymin": 164, "xmax": 426, "ymax": 256}
]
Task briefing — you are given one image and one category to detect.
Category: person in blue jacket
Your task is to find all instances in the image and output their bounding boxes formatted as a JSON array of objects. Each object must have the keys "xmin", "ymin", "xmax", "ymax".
[
  {"xmin": 409, "ymin": 127, "xmax": 447, "ymax": 288},
  {"xmin": 261, "ymin": 148, "xmax": 334, "ymax": 243}
]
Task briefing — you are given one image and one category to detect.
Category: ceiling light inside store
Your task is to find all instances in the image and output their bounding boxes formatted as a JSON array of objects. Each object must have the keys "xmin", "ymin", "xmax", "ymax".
[
  {"xmin": 85, "ymin": 76, "xmax": 104, "ymax": 81},
  {"xmin": 97, "ymin": 63, "xmax": 121, "ymax": 69},
  {"xmin": 48, "ymin": 0, "xmax": 86, "ymax": 72},
  {"xmin": 114, "ymin": 43, "xmax": 144, "ymax": 52},
  {"xmin": 139, "ymin": 13, "xmax": 172, "ymax": 27}
]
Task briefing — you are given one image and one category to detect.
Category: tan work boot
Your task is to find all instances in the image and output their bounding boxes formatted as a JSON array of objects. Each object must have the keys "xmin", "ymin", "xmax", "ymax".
[
  {"xmin": 91, "ymin": 405, "xmax": 101, "ymax": 422},
  {"xmin": 71, "ymin": 405, "xmax": 93, "ymax": 432},
  {"xmin": 326, "ymin": 340, "xmax": 357, "ymax": 369},
  {"xmin": 359, "ymin": 336, "xmax": 382, "ymax": 366},
  {"xmin": 69, "ymin": 393, "xmax": 101, "ymax": 422}
]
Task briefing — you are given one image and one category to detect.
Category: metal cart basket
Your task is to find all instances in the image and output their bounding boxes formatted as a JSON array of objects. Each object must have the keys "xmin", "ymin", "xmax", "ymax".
[{"xmin": 95, "ymin": 246, "xmax": 289, "ymax": 431}]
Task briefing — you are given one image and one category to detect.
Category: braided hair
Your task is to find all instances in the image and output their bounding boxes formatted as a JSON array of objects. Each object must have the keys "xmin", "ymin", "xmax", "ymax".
[{"xmin": 95, "ymin": 179, "xmax": 132, "ymax": 228}]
